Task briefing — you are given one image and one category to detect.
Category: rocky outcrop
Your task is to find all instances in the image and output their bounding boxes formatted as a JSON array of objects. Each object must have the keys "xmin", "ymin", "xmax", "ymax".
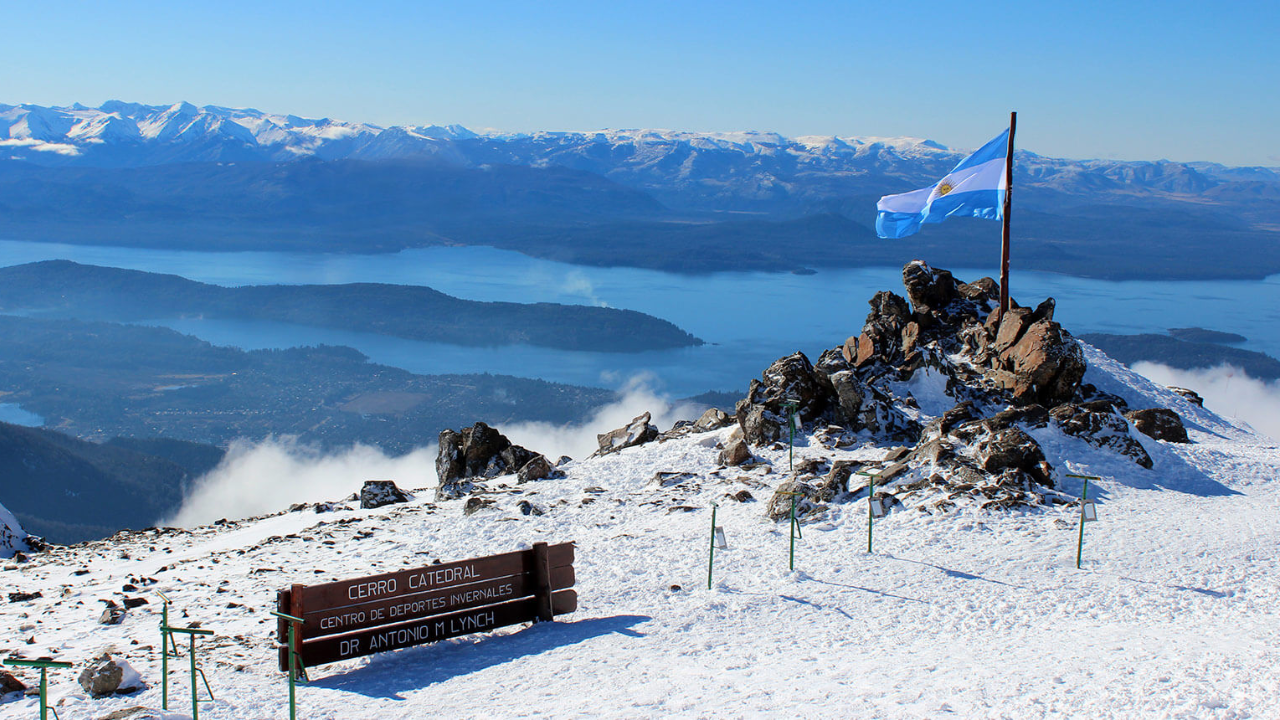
[
  {"xmin": 1050, "ymin": 404, "xmax": 1153, "ymax": 468},
  {"xmin": 435, "ymin": 422, "xmax": 552, "ymax": 500},
  {"xmin": 0, "ymin": 501, "xmax": 30, "ymax": 559},
  {"xmin": 1168, "ymin": 386, "xmax": 1205, "ymax": 407},
  {"xmin": 360, "ymin": 480, "xmax": 411, "ymax": 509},
  {"xmin": 1125, "ymin": 408, "xmax": 1190, "ymax": 443},
  {"xmin": 738, "ymin": 260, "xmax": 1189, "ymax": 520},
  {"xmin": 735, "ymin": 351, "xmax": 917, "ymax": 447},
  {"xmin": 594, "ymin": 412, "xmax": 659, "ymax": 456}
]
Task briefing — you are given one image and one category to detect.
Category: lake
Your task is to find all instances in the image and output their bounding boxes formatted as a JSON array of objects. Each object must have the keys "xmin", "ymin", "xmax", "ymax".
[{"xmin": 2, "ymin": 239, "xmax": 1278, "ymax": 398}]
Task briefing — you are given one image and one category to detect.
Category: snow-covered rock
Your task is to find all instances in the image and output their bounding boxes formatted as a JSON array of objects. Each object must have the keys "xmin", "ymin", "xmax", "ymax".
[{"xmin": 0, "ymin": 501, "xmax": 29, "ymax": 558}]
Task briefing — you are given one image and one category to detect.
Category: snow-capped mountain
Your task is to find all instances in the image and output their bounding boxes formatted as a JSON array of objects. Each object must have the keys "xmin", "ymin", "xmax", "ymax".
[{"xmin": 5, "ymin": 101, "xmax": 1272, "ymax": 211}]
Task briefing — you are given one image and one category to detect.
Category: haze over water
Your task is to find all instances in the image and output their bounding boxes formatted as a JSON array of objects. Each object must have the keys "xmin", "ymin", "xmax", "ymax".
[{"xmin": 3, "ymin": 239, "xmax": 1278, "ymax": 398}]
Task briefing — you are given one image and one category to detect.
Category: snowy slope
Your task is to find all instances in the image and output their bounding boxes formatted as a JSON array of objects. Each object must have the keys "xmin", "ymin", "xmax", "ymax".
[
  {"xmin": 0, "ymin": 501, "xmax": 28, "ymax": 558},
  {"xmin": 2, "ymin": 349, "xmax": 1279, "ymax": 719}
]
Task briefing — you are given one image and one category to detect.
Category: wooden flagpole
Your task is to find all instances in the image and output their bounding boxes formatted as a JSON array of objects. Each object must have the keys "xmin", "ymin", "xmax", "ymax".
[{"xmin": 999, "ymin": 111, "xmax": 1016, "ymax": 314}]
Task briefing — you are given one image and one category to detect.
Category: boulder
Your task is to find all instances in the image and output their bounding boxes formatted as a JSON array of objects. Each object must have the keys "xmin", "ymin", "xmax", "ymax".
[
  {"xmin": 969, "ymin": 426, "xmax": 1054, "ymax": 487},
  {"xmin": 0, "ymin": 670, "xmax": 24, "ymax": 694},
  {"xmin": 718, "ymin": 435, "xmax": 753, "ymax": 466},
  {"xmin": 957, "ymin": 277, "xmax": 999, "ymax": 304},
  {"xmin": 996, "ymin": 318, "xmax": 1086, "ymax": 406},
  {"xmin": 1050, "ymin": 404, "xmax": 1153, "ymax": 468},
  {"xmin": 516, "ymin": 500, "xmax": 545, "ymax": 517},
  {"xmin": 78, "ymin": 654, "xmax": 141, "ymax": 698},
  {"xmin": 517, "ymin": 456, "xmax": 553, "ymax": 483},
  {"xmin": 462, "ymin": 497, "xmax": 495, "ymax": 516},
  {"xmin": 1125, "ymin": 408, "xmax": 1190, "ymax": 443},
  {"xmin": 902, "ymin": 260, "xmax": 958, "ymax": 320},
  {"xmin": 1168, "ymin": 386, "xmax": 1205, "ymax": 407},
  {"xmin": 359, "ymin": 480, "xmax": 410, "ymax": 509},
  {"xmin": 693, "ymin": 407, "xmax": 733, "ymax": 432},
  {"xmin": 595, "ymin": 412, "xmax": 660, "ymax": 456},
  {"xmin": 436, "ymin": 423, "xmax": 546, "ymax": 499},
  {"xmin": 765, "ymin": 479, "xmax": 825, "ymax": 522}
]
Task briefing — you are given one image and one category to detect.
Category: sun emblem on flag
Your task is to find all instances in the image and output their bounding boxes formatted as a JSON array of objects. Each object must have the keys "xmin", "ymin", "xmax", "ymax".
[{"xmin": 936, "ymin": 179, "xmax": 954, "ymax": 196}]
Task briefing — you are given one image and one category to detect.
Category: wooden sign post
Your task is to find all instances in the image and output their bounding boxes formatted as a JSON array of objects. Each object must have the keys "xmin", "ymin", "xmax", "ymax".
[{"xmin": 277, "ymin": 542, "xmax": 576, "ymax": 670}]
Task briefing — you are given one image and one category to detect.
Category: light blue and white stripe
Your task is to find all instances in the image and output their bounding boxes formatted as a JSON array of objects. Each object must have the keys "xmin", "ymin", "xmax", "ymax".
[{"xmin": 875, "ymin": 128, "xmax": 1010, "ymax": 239}]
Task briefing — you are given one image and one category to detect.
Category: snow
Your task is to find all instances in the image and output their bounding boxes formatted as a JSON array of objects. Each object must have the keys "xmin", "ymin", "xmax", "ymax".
[{"xmin": 3, "ymin": 343, "xmax": 1280, "ymax": 718}]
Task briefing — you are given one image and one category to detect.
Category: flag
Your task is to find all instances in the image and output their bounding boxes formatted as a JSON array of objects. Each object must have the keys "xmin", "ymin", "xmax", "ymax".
[{"xmin": 875, "ymin": 128, "xmax": 1010, "ymax": 239}]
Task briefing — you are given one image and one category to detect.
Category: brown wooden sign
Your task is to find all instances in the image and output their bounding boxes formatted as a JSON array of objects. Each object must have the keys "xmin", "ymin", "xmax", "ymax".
[{"xmin": 277, "ymin": 541, "xmax": 575, "ymax": 669}]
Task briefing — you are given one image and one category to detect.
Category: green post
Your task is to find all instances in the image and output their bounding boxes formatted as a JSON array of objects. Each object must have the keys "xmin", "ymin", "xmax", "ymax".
[
  {"xmin": 1067, "ymin": 473, "xmax": 1100, "ymax": 569},
  {"xmin": 868, "ymin": 471, "xmax": 875, "ymax": 554},
  {"xmin": 271, "ymin": 610, "xmax": 306, "ymax": 720},
  {"xmin": 855, "ymin": 470, "xmax": 881, "ymax": 554},
  {"xmin": 707, "ymin": 502, "xmax": 718, "ymax": 590},
  {"xmin": 157, "ymin": 591, "xmax": 170, "ymax": 710},
  {"xmin": 4, "ymin": 658, "xmax": 72, "ymax": 720},
  {"xmin": 163, "ymin": 625, "xmax": 213, "ymax": 720}
]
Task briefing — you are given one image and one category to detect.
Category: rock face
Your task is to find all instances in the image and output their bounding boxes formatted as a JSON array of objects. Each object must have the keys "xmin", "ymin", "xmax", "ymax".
[
  {"xmin": 360, "ymin": 480, "xmax": 411, "ymax": 509},
  {"xmin": 594, "ymin": 412, "xmax": 660, "ymax": 456},
  {"xmin": 435, "ymin": 422, "xmax": 551, "ymax": 500},
  {"xmin": 1125, "ymin": 408, "xmax": 1190, "ymax": 443}
]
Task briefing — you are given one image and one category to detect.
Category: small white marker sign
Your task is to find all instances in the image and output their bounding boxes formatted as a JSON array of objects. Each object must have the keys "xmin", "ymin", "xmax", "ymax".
[
  {"xmin": 713, "ymin": 527, "xmax": 728, "ymax": 549},
  {"xmin": 1081, "ymin": 501, "xmax": 1098, "ymax": 522},
  {"xmin": 869, "ymin": 499, "xmax": 886, "ymax": 518}
]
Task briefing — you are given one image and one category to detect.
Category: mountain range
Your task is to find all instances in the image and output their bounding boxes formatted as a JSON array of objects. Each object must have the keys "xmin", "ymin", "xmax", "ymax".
[{"xmin": 2, "ymin": 101, "xmax": 1280, "ymax": 279}]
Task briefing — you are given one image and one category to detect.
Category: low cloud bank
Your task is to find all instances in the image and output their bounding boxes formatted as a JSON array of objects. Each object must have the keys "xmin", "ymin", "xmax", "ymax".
[
  {"xmin": 163, "ymin": 376, "xmax": 709, "ymax": 528},
  {"xmin": 499, "ymin": 376, "xmax": 704, "ymax": 464},
  {"xmin": 165, "ymin": 438, "xmax": 436, "ymax": 528},
  {"xmin": 1132, "ymin": 362, "xmax": 1280, "ymax": 440}
]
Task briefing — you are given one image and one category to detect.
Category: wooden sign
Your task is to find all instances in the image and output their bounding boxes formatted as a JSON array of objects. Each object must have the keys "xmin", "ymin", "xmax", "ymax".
[{"xmin": 278, "ymin": 542, "xmax": 576, "ymax": 669}]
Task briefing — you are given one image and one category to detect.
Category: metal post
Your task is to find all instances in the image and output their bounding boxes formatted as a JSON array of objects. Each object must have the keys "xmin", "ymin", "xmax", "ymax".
[
  {"xmin": 789, "ymin": 494, "xmax": 797, "ymax": 571},
  {"xmin": 1066, "ymin": 473, "xmax": 1100, "ymax": 569},
  {"xmin": 707, "ymin": 502, "xmax": 718, "ymax": 590},
  {"xmin": 189, "ymin": 633, "xmax": 198, "ymax": 719},
  {"xmin": 157, "ymin": 591, "xmax": 170, "ymax": 710},
  {"xmin": 868, "ymin": 471, "xmax": 876, "ymax": 554},
  {"xmin": 1077, "ymin": 477, "xmax": 1089, "ymax": 569},
  {"xmin": 4, "ymin": 658, "xmax": 72, "ymax": 720},
  {"xmin": 271, "ymin": 610, "xmax": 306, "ymax": 720}
]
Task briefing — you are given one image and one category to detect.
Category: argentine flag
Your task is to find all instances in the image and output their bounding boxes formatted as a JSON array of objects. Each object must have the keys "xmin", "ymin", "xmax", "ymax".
[{"xmin": 875, "ymin": 128, "xmax": 1010, "ymax": 239}]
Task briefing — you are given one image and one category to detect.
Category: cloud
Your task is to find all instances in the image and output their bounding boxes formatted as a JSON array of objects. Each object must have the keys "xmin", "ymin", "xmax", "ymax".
[
  {"xmin": 1131, "ymin": 362, "xmax": 1280, "ymax": 440},
  {"xmin": 162, "ymin": 375, "xmax": 708, "ymax": 527},
  {"xmin": 498, "ymin": 374, "xmax": 703, "ymax": 462},
  {"xmin": 561, "ymin": 270, "xmax": 610, "ymax": 308},
  {"xmin": 164, "ymin": 437, "xmax": 437, "ymax": 527}
]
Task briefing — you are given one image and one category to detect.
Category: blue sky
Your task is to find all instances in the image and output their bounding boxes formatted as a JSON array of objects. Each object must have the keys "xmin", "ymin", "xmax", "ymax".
[{"xmin": 3, "ymin": 0, "xmax": 1276, "ymax": 166}]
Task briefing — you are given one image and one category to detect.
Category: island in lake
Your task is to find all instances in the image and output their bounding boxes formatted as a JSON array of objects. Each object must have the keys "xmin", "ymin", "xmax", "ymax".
[{"xmin": 0, "ymin": 260, "xmax": 702, "ymax": 353}]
